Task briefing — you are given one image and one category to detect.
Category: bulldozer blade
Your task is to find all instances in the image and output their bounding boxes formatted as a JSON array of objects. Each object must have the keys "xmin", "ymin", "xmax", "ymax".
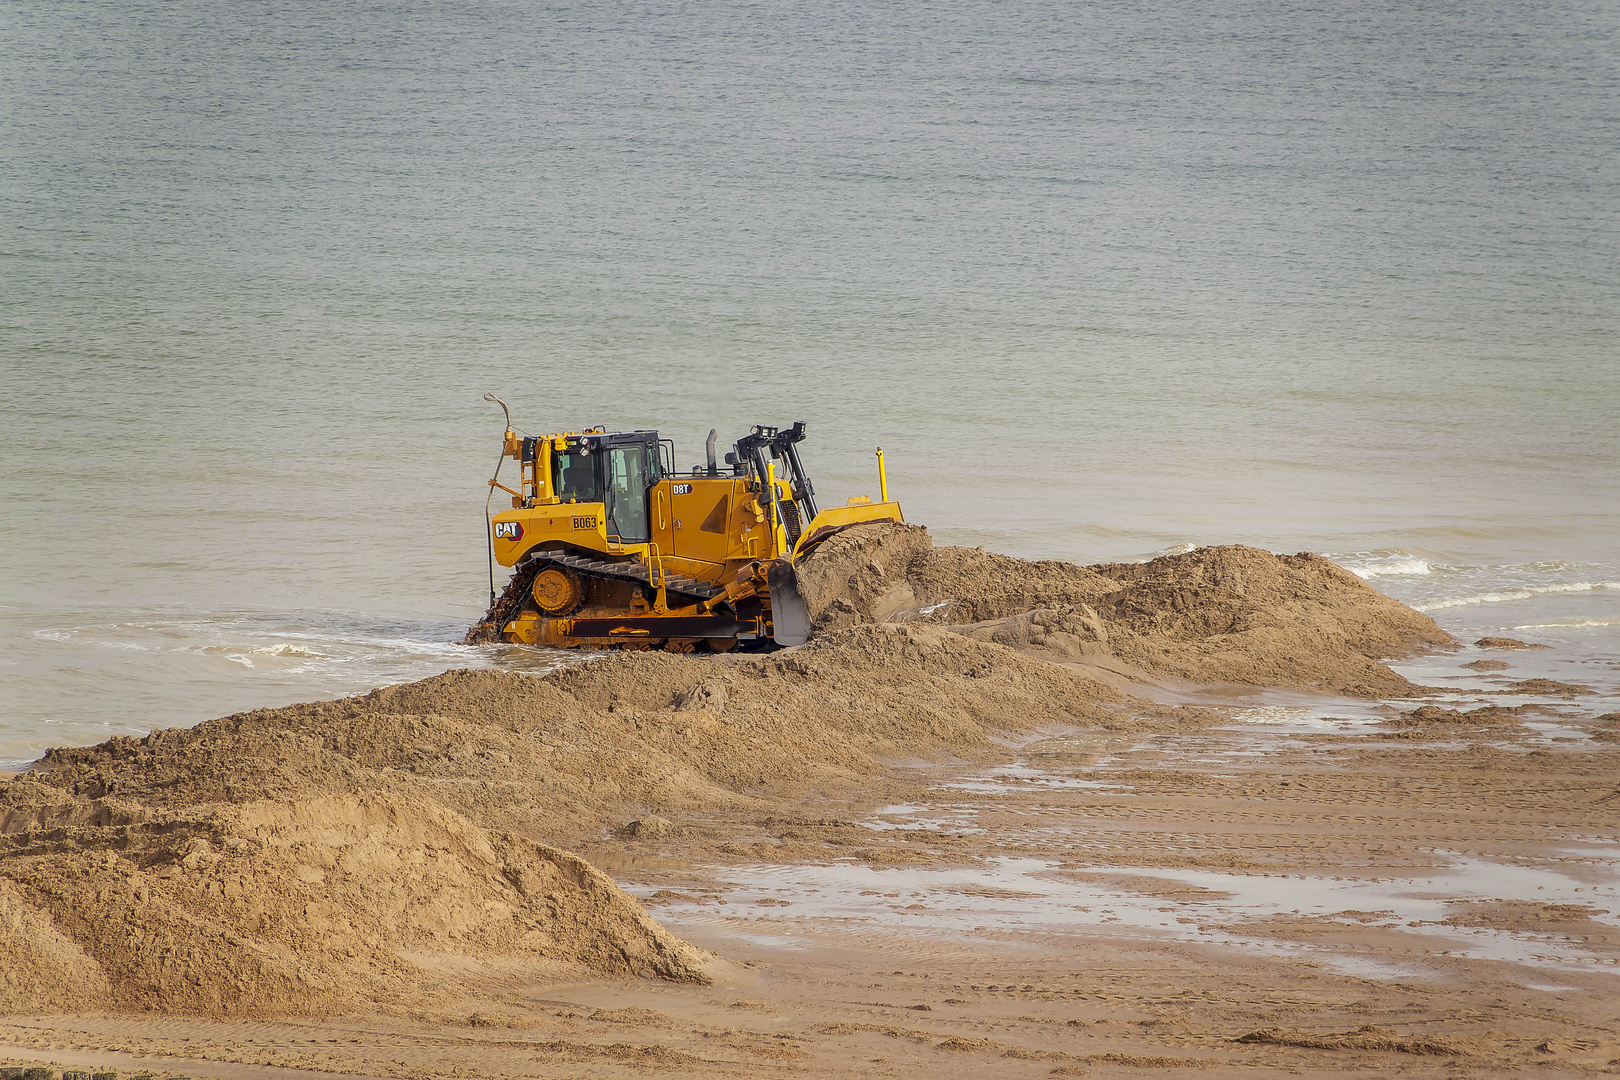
[{"xmin": 765, "ymin": 558, "xmax": 812, "ymax": 646}]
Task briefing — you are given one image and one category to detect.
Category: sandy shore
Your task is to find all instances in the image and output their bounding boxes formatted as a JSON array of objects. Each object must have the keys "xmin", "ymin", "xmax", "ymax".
[{"xmin": 3, "ymin": 535, "xmax": 1616, "ymax": 1077}]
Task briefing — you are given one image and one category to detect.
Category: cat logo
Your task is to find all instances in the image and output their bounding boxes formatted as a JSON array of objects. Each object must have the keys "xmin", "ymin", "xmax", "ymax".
[{"xmin": 493, "ymin": 521, "xmax": 523, "ymax": 541}]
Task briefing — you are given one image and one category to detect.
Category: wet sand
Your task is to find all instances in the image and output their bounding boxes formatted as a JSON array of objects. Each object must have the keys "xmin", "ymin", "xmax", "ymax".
[
  {"xmin": 5, "ymin": 689, "xmax": 1616, "ymax": 1078},
  {"xmin": 3, "ymin": 541, "xmax": 1617, "ymax": 1077}
]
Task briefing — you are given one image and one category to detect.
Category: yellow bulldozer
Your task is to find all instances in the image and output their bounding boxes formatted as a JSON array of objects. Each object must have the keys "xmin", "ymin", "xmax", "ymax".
[{"xmin": 465, "ymin": 395, "xmax": 902, "ymax": 651}]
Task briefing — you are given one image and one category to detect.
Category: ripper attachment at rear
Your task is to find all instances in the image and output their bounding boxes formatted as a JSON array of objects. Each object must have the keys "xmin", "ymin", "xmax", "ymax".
[{"xmin": 465, "ymin": 403, "xmax": 902, "ymax": 652}]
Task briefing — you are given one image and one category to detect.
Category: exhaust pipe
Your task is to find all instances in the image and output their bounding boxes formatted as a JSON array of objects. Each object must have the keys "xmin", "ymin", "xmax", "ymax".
[{"xmin": 706, "ymin": 429, "xmax": 718, "ymax": 476}]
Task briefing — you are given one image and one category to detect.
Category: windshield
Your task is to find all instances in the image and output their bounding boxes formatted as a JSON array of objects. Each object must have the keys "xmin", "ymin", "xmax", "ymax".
[{"xmin": 552, "ymin": 450, "xmax": 600, "ymax": 502}]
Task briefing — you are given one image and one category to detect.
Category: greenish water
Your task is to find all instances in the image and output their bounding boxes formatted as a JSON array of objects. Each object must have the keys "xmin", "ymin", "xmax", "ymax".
[{"xmin": 3, "ymin": 0, "xmax": 1617, "ymax": 762}]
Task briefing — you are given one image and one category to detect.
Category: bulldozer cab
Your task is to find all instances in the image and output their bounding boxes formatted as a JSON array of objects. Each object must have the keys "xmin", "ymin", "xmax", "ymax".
[{"xmin": 551, "ymin": 431, "xmax": 662, "ymax": 544}]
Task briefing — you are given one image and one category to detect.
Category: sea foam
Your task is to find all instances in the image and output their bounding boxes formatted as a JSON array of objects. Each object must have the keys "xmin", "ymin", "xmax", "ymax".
[
  {"xmin": 1347, "ymin": 557, "xmax": 1432, "ymax": 579},
  {"xmin": 1411, "ymin": 581, "xmax": 1620, "ymax": 613}
]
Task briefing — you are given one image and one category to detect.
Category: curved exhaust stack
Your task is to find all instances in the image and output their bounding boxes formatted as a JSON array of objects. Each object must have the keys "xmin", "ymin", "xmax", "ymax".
[
  {"xmin": 706, "ymin": 428, "xmax": 718, "ymax": 476},
  {"xmin": 483, "ymin": 391, "xmax": 512, "ymax": 432}
]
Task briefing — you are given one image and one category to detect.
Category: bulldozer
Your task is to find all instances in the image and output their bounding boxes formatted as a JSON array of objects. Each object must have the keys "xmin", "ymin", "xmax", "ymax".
[{"xmin": 464, "ymin": 395, "xmax": 902, "ymax": 652}]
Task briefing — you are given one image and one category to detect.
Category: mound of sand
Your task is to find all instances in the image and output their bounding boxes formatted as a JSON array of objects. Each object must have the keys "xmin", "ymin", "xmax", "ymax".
[
  {"xmin": 909, "ymin": 546, "xmax": 1119, "ymax": 624},
  {"xmin": 1087, "ymin": 546, "xmax": 1449, "ymax": 694},
  {"xmin": 796, "ymin": 523, "xmax": 1118, "ymax": 629},
  {"xmin": 1476, "ymin": 637, "xmax": 1549, "ymax": 650},
  {"xmin": 951, "ymin": 604, "xmax": 1111, "ymax": 660},
  {"xmin": 794, "ymin": 521, "xmax": 938, "ymax": 631},
  {"xmin": 0, "ymin": 777, "xmax": 710, "ymax": 1018},
  {"xmin": 1394, "ymin": 704, "xmax": 1530, "ymax": 726},
  {"xmin": 1, "ymin": 623, "xmax": 1121, "ymax": 1019},
  {"xmin": 1, "ymin": 528, "xmax": 1451, "ymax": 1020},
  {"xmin": 799, "ymin": 525, "xmax": 1448, "ymax": 696}
]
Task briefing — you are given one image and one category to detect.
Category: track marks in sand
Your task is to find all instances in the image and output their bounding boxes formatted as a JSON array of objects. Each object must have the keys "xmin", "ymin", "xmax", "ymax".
[
  {"xmin": 1235, "ymin": 1024, "xmax": 1467, "ymax": 1056},
  {"xmin": 628, "ymin": 694, "xmax": 1619, "ymax": 1007},
  {"xmin": 0, "ymin": 1014, "xmax": 776, "ymax": 1077}
]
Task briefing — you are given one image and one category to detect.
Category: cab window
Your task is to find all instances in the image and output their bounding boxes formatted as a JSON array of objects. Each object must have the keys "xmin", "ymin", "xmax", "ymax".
[
  {"xmin": 605, "ymin": 445, "xmax": 651, "ymax": 542},
  {"xmin": 553, "ymin": 450, "xmax": 600, "ymax": 502}
]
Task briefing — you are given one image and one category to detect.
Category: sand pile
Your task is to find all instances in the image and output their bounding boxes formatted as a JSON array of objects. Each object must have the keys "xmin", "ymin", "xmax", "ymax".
[
  {"xmin": 1, "ymin": 623, "xmax": 1121, "ymax": 1018},
  {"xmin": 1393, "ymin": 704, "xmax": 1530, "ymax": 727},
  {"xmin": 797, "ymin": 523, "xmax": 1118, "ymax": 629},
  {"xmin": 1085, "ymin": 546, "xmax": 1449, "ymax": 694},
  {"xmin": 951, "ymin": 605, "xmax": 1112, "ymax": 661},
  {"xmin": 1, "ymin": 529, "xmax": 1449, "ymax": 1020},
  {"xmin": 798, "ymin": 524, "xmax": 1448, "ymax": 695},
  {"xmin": 0, "ymin": 777, "xmax": 710, "ymax": 1018}
]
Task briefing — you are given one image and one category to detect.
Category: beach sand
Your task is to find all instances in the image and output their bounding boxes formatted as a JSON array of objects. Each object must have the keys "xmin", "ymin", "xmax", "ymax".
[{"xmin": 3, "ymin": 533, "xmax": 1615, "ymax": 1077}]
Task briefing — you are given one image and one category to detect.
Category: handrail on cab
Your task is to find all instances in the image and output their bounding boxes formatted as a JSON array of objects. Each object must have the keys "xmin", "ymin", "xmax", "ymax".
[{"xmin": 646, "ymin": 542, "xmax": 670, "ymax": 614}]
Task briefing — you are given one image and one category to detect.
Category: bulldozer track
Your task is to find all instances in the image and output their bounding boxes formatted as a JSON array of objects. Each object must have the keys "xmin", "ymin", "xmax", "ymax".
[
  {"xmin": 528, "ymin": 548, "xmax": 726, "ymax": 604},
  {"xmin": 464, "ymin": 559, "xmax": 541, "ymax": 644},
  {"xmin": 463, "ymin": 547, "xmax": 727, "ymax": 645}
]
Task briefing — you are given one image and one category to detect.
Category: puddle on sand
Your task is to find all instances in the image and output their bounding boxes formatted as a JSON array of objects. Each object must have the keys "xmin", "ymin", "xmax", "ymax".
[
  {"xmin": 862, "ymin": 812, "xmax": 985, "ymax": 834},
  {"xmin": 1131, "ymin": 853, "xmax": 1620, "ymax": 967},
  {"xmin": 643, "ymin": 849, "xmax": 1620, "ymax": 983},
  {"xmin": 1215, "ymin": 702, "xmax": 1597, "ymax": 750},
  {"xmin": 942, "ymin": 763, "xmax": 1121, "ymax": 794},
  {"xmin": 640, "ymin": 668, "xmax": 1619, "ymax": 985},
  {"xmin": 1523, "ymin": 719, "xmax": 1597, "ymax": 742},
  {"xmin": 1227, "ymin": 703, "xmax": 1387, "ymax": 734}
]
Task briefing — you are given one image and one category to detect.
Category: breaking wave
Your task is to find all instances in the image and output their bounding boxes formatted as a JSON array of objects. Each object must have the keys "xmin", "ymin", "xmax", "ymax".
[
  {"xmin": 1346, "ymin": 557, "xmax": 1432, "ymax": 579},
  {"xmin": 1411, "ymin": 581, "xmax": 1620, "ymax": 613}
]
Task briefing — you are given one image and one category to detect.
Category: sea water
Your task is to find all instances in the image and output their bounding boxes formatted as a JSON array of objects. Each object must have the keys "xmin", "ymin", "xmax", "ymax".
[{"xmin": 3, "ymin": 0, "xmax": 1617, "ymax": 764}]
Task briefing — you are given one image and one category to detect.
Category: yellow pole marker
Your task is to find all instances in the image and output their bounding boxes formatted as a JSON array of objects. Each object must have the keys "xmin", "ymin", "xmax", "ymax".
[{"xmin": 875, "ymin": 447, "xmax": 888, "ymax": 503}]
